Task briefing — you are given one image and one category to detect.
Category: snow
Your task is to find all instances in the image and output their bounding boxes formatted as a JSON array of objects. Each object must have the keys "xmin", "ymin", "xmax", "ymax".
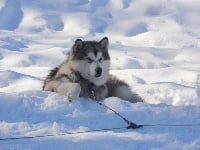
[{"xmin": 0, "ymin": 0, "xmax": 200, "ymax": 149}]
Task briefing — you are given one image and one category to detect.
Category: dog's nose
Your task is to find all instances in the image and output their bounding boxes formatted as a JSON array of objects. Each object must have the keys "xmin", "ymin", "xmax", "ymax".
[{"xmin": 95, "ymin": 67, "xmax": 102, "ymax": 75}]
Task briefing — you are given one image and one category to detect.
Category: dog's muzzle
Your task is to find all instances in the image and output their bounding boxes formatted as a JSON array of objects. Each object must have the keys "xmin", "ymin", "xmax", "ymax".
[{"xmin": 95, "ymin": 67, "xmax": 102, "ymax": 77}]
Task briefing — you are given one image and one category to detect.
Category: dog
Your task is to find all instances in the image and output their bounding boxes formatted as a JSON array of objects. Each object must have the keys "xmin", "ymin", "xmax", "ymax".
[{"xmin": 43, "ymin": 37, "xmax": 143, "ymax": 103}]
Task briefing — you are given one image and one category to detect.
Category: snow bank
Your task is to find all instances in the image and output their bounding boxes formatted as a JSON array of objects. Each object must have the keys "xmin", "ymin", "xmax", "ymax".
[{"xmin": 0, "ymin": 92, "xmax": 200, "ymax": 149}]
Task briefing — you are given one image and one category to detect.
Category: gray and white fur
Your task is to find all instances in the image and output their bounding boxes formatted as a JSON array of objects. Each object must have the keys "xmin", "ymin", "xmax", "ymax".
[{"xmin": 43, "ymin": 37, "xmax": 143, "ymax": 103}]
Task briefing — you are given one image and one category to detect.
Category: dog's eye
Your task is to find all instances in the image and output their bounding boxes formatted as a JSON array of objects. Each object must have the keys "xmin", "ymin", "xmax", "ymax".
[
  {"xmin": 99, "ymin": 58, "xmax": 103, "ymax": 62},
  {"xmin": 86, "ymin": 58, "xmax": 93, "ymax": 63}
]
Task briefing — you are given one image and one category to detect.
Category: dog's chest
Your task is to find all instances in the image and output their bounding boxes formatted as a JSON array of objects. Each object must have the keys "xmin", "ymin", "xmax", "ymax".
[{"xmin": 79, "ymin": 81, "xmax": 108, "ymax": 100}]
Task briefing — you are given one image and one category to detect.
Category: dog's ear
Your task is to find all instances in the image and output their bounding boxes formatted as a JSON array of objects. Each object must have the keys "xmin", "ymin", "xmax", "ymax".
[
  {"xmin": 99, "ymin": 37, "xmax": 109, "ymax": 50},
  {"xmin": 73, "ymin": 39, "xmax": 83, "ymax": 53}
]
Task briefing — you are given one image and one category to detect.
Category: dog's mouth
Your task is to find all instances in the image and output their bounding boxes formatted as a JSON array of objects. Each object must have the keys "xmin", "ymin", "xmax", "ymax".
[
  {"xmin": 86, "ymin": 73, "xmax": 102, "ymax": 78},
  {"xmin": 94, "ymin": 73, "xmax": 102, "ymax": 78}
]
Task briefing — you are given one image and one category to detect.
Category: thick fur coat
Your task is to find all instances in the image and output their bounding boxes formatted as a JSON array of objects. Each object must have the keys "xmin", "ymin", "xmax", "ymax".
[{"xmin": 43, "ymin": 37, "xmax": 143, "ymax": 103}]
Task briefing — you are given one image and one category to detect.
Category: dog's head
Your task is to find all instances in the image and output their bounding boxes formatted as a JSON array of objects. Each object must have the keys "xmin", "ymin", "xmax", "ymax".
[{"xmin": 69, "ymin": 37, "xmax": 110, "ymax": 85}]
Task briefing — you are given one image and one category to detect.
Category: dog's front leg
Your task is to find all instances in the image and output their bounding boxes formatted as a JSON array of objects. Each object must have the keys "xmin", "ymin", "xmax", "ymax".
[{"xmin": 57, "ymin": 83, "xmax": 81, "ymax": 102}]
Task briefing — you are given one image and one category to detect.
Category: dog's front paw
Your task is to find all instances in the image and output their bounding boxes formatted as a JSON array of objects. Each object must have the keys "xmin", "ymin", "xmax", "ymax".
[
  {"xmin": 57, "ymin": 83, "xmax": 81, "ymax": 102},
  {"xmin": 67, "ymin": 83, "xmax": 81, "ymax": 102}
]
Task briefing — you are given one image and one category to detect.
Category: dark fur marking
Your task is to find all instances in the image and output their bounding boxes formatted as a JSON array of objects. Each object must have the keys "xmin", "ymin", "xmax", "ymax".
[
  {"xmin": 43, "ymin": 67, "xmax": 59, "ymax": 90},
  {"xmin": 48, "ymin": 67, "xmax": 59, "ymax": 79}
]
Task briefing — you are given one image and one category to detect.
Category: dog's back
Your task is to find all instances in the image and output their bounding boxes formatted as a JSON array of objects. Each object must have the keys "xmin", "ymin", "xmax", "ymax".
[
  {"xmin": 43, "ymin": 67, "xmax": 59, "ymax": 90},
  {"xmin": 107, "ymin": 75, "xmax": 143, "ymax": 103}
]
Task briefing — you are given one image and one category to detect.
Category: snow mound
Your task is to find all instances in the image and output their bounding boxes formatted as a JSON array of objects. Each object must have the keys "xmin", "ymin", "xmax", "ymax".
[{"xmin": 0, "ymin": 92, "xmax": 200, "ymax": 149}]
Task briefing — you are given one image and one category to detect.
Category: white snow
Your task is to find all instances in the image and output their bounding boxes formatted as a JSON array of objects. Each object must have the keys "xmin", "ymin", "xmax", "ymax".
[{"xmin": 0, "ymin": 0, "xmax": 200, "ymax": 149}]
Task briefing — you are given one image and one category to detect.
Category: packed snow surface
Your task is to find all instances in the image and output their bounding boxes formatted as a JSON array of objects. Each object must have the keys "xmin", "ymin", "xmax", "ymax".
[{"xmin": 0, "ymin": 0, "xmax": 200, "ymax": 149}]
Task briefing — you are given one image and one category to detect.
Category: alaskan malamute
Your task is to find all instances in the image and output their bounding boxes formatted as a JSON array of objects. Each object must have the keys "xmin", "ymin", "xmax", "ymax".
[{"xmin": 43, "ymin": 37, "xmax": 143, "ymax": 103}]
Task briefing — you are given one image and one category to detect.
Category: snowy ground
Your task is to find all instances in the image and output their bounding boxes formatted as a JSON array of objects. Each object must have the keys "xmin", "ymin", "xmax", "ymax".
[{"xmin": 0, "ymin": 0, "xmax": 200, "ymax": 149}]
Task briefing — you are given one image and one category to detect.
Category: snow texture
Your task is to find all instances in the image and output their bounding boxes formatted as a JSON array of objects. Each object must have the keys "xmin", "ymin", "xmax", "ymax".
[{"xmin": 0, "ymin": 0, "xmax": 200, "ymax": 149}]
